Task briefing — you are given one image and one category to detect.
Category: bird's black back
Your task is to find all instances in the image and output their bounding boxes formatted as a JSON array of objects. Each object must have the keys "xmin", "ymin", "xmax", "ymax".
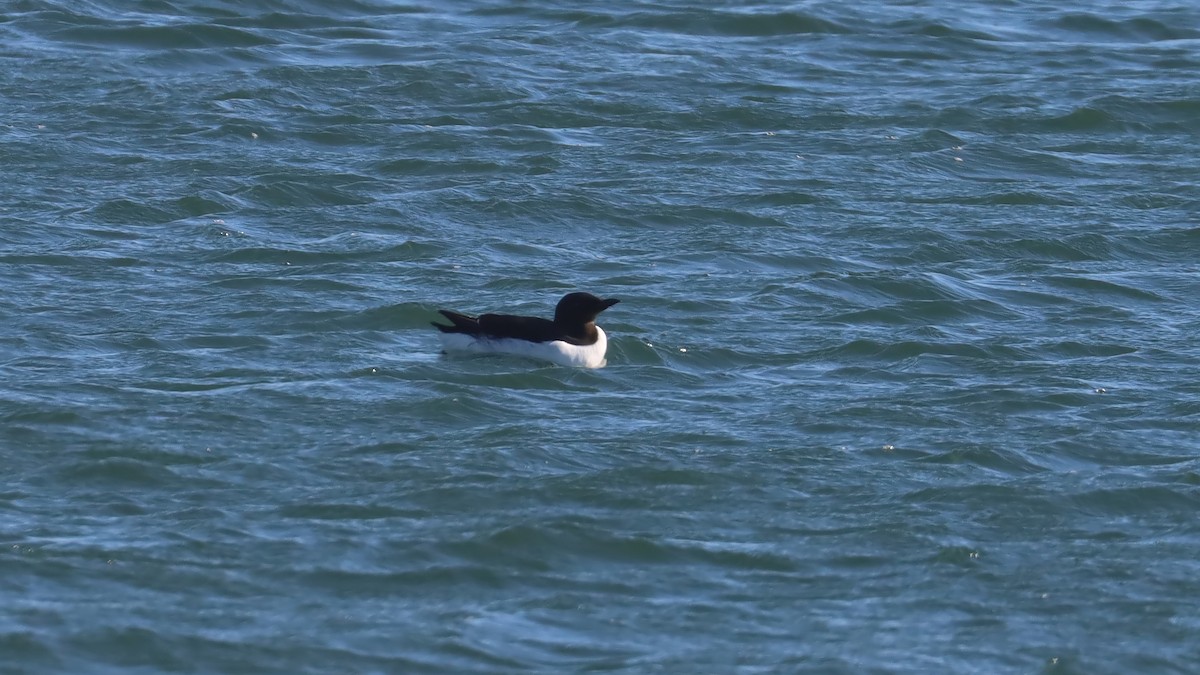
[{"xmin": 431, "ymin": 292, "xmax": 617, "ymax": 347}]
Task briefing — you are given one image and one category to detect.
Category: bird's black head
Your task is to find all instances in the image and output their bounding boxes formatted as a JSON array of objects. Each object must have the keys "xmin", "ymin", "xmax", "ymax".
[{"xmin": 554, "ymin": 292, "xmax": 620, "ymax": 325}]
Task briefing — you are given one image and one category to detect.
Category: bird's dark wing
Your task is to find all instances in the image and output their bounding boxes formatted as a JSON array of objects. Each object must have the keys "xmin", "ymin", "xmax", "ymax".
[
  {"xmin": 431, "ymin": 309, "xmax": 482, "ymax": 334},
  {"xmin": 476, "ymin": 314, "xmax": 562, "ymax": 342},
  {"xmin": 433, "ymin": 311, "xmax": 582, "ymax": 343}
]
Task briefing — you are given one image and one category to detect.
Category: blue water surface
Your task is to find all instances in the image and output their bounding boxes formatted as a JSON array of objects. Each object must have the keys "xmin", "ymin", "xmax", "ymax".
[{"xmin": 2, "ymin": 1, "xmax": 1199, "ymax": 672}]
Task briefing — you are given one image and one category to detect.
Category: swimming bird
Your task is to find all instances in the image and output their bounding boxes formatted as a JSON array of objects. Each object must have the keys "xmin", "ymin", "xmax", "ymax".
[{"xmin": 431, "ymin": 292, "xmax": 620, "ymax": 368}]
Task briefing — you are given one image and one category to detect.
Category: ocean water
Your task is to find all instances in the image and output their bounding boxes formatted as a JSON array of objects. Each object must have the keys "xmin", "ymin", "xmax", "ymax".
[{"xmin": 2, "ymin": 0, "xmax": 1199, "ymax": 672}]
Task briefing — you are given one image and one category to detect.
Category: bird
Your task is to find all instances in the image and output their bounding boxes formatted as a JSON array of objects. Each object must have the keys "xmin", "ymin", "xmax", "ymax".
[{"xmin": 431, "ymin": 292, "xmax": 620, "ymax": 368}]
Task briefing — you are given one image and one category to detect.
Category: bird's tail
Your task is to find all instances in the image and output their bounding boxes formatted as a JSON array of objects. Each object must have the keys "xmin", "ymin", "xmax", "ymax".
[{"xmin": 431, "ymin": 309, "xmax": 481, "ymax": 334}]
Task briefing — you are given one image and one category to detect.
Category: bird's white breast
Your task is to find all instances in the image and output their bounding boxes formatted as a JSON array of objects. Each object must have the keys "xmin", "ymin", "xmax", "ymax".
[{"xmin": 438, "ymin": 327, "xmax": 609, "ymax": 368}]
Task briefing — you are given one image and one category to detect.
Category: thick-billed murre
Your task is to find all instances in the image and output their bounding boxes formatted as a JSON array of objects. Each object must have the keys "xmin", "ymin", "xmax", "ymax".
[{"xmin": 431, "ymin": 292, "xmax": 620, "ymax": 368}]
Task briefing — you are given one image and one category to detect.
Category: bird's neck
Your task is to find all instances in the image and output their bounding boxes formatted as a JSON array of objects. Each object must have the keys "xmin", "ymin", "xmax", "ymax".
[{"xmin": 560, "ymin": 320, "xmax": 597, "ymax": 341}]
